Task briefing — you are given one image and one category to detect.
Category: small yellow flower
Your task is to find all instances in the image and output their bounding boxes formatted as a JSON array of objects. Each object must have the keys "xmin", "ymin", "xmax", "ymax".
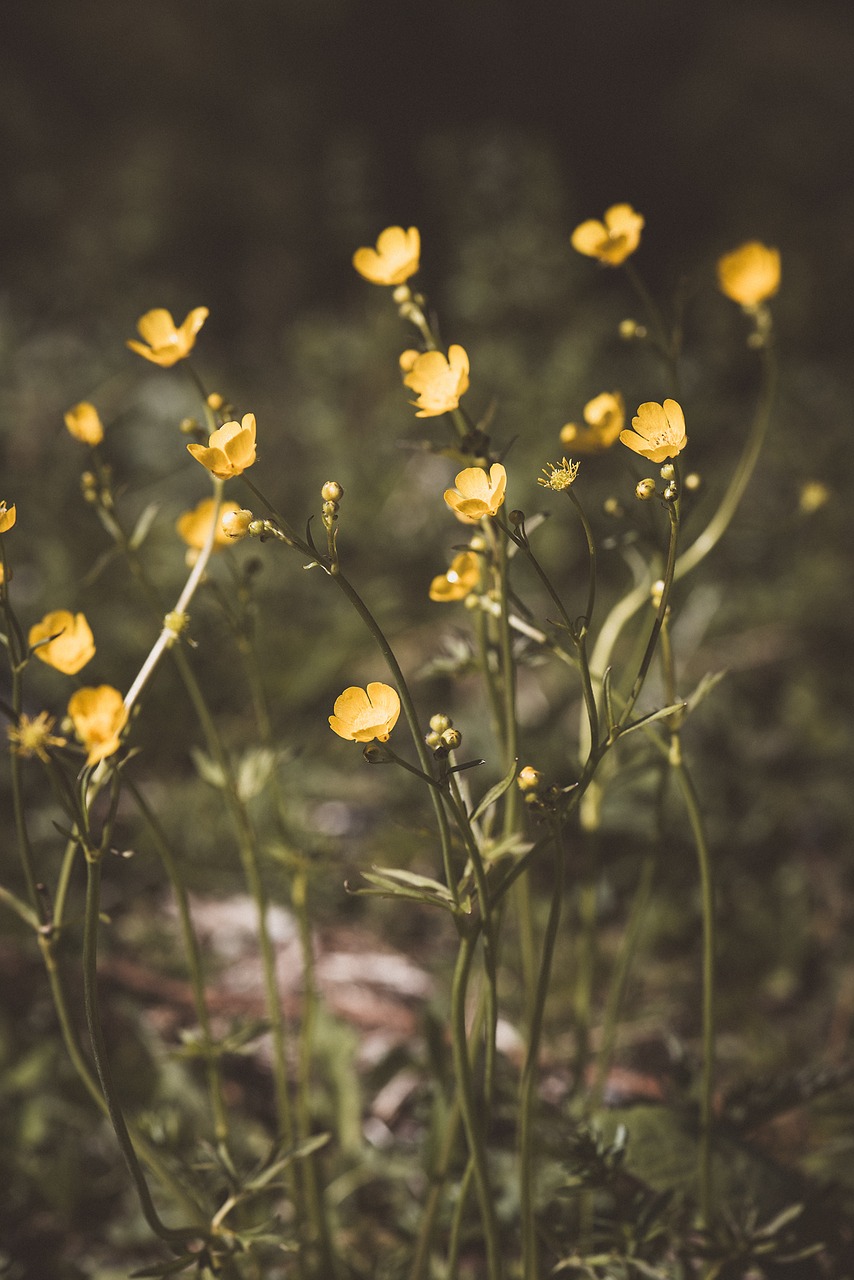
[
  {"xmin": 443, "ymin": 463, "xmax": 506, "ymax": 521},
  {"xmin": 29, "ymin": 610, "xmax": 96, "ymax": 675},
  {"xmin": 538, "ymin": 458, "xmax": 580, "ymax": 491},
  {"xmin": 329, "ymin": 682, "xmax": 401, "ymax": 743},
  {"xmin": 571, "ymin": 204, "xmax": 644, "ymax": 266},
  {"xmin": 353, "ymin": 226, "xmax": 421, "ymax": 285},
  {"xmin": 717, "ymin": 242, "xmax": 780, "ymax": 306},
  {"xmin": 187, "ymin": 413, "xmax": 257, "ymax": 479},
  {"xmin": 176, "ymin": 497, "xmax": 243, "ymax": 560},
  {"xmin": 429, "ymin": 551, "xmax": 481, "ymax": 602},
  {"xmin": 0, "ymin": 501, "xmax": 16, "ymax": 533},
  {"xmin": 560, "ymin": 391, "xmax": 625, "ymax": 453},
  {"xmin": 68, "ymin": 685, "xmax": 129, "ymax": 765},
  {"xmin": 401, "ymin": 345, "xmax": 470, "ymax": 417},
  {"xmin": 126, "ymin": 307, "xmax": 209, "ymax": 367},
  {"xmin": 64, "ymin": 402, "xmax": 104, "ymax": 446},
  {"xmin": 8, "ymin": 711, "xmax": 67, "ymax": 763},
  {"xmin": 517, "ymin": 765, "xmax": 543, "ymax": 792},
  {"xmin": 620, "ymin": 400, "xmax": 687, "ymax": 464}
]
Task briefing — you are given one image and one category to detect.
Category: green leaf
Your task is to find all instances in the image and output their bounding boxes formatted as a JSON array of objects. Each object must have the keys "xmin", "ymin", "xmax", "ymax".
[
  {"xmin": 618, "ymin": 701, "xmax": 686, "ymax": 738},
  {"xmin": 685, "ymin": 668, "xmax": 728, "ymax": 715},
  {"xmin": 470, "ymin": 757, "xmax": 519, "ymax": 824},
  {"xmin": 354, "ymin": 866, "xmax": 465, "ymax": 914},
  {"xmin": 128, "ymin": 502, "xmax": 160, "ymax": 551}
]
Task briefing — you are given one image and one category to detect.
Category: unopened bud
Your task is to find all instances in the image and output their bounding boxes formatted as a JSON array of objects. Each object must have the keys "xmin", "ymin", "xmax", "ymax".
[
  {"xmin": 429, "ymin": 713, "xmax": 452, "ymax": 734},
  {"xmin": 517, "ymin": 765, "xmax": 543, "ymax": 792},
  {"xmin": 221, "ymin": 508, "xmax": 254, "ymax": 540},
  {"xmin": 206, "ymin": 392, "xmax": 224, "ymax": 411},
  {"xmin": 603, "ymin": 497, "xmax": 623, "ymax": 518},
  {"xmin": 651, "ymin": 579, "xmax": 665, "ymax": 609},
  {"xmin": 635, "ymin": 478, "xmax": 656, "ymax": 501},
  {"xmin": 684, "ymin": 472, "xmax": 701, "ymax": 492},
  {"xmin": 659, "ymin": 463, "xmax": 675, "ymax": 481},
  {"xmin": 663, "ymin": 483, "xmax": 678, "ymax": 502},
  {"xmin": 321, "ymin": 481, "xmax": 344, "ymax": 504},
  {"xmin": 392, "ymin": 284, "xmax": 412, "ymax": 305},
  {"xmin": 509, "ymin": 509, "xmax": 525, "ymax": 526},
  {"xmin": 441, "ymin": 727, "xmax": 462, "ymax": 751}
]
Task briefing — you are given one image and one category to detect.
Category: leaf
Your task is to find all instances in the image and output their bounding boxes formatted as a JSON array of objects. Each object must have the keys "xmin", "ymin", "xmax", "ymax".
[
  {"xmin": 618, "ymin": 701, "xmax": 686, "ymax": 739},
  {"xmin": 602, "ymin": 666, "xmax": 616, "ymax": 734},
  {"xmin": 190, "ymin": 746, "xmax": 227, "ymax": 789},
  {"xmin": 470, "ymin": 757, "xmax": 519, "ymax": 824},
  {"xmin": 685, "ymin": 668, "xmax": 728, "ymax": 715},
  {"xmin": 245, "ymin": 1133, "xmax": 330, "ymax": 1192},
  {"xmin": 128, "ymin": 502, "xmax": 160, "ymax": 551},
  {"xmin": 354, "ymin": 866, "xmax": 465, "ymax": 914}
]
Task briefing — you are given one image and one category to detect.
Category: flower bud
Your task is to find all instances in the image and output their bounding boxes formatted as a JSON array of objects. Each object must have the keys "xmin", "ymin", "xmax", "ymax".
[
  {"xmin": 221, "ymin": 508, "xmax": 254, "ymax": 540},
  {"xmin": 663, "ymin": 483, "xmax": 678, "ymax": 503},
  {"xmin": 517, "ymin": 765, "xmax": 543, "ymax": 792},
  {"xmin": 441, "ymin": 727, "xmax": 462, "ymax": 751},
  {"xmin": 321, "ymin": 481, "xmax": 344, "ymax": 504},
  {"xmin": 684, "ymin": 472, "xmax": 701, "ymax": 492},
  {"xmin": 659, "ymin": 463, "xmax": 675, "ymax": 481},
  {"xmin": 509, "ymin": 509, "xmax": 525, "ymax": 526},
  {"xmin": 429, "ymin": 713, "xmax": 451, "ymax": 734},
  {"xmin": 603, "ymin": 497, "xmax": 623, "ymax": 517},
  {"xmin": 635, "ymin": 478, "xmax": 656, "ymax": 501},
  {"xmin": 392, "ymin": 284, "xmax": 412, "ymax": 305},
  {"xmin": 651, "ymin": 579, "xmax": 665, "ymax": 609}
]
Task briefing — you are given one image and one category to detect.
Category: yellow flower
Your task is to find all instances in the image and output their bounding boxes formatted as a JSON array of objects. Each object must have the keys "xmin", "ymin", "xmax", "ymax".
[
  {"xmin": 401, "ymin": 345, "xmax": 470, "ymax": 417},
  {"xmin": 176, "ymin": 497, "xmax": 243, "ymax": 560},
  {"xmin": 64, "ymin": 402, "xmax": 104, "ymax": 446},
  {"xmin": 429, "ymin": 551, "xmax": 481, "ymax": 602},
  {"xmin": 8, "ymin": 711, "xmax": 67, "ymax": 763},
  {"xmin": 716, "ymin": 241, "xmax": 780, "ymax": 306},
  {"xmin": 620, "ymin": 400, "xmax": 687, "ymax": 464},
  {"xmin": 0, "ymin": 501, "xmax": 16, "ymax": 533},
  {"xmin": 187, "ymin": 413, "xmax": 257, "ymax": 479},
  {"xmin": 29, "ymin": 610, "xmax": 96, "ymax": 675},
  {"xmin": 68, "ymin": 686, "xmax": 128, "ymax": 765},
  {"xmin": 560, "ymin": 391, "xmax": 625, "ymax": 453},
  {"xmin": 353, "ymin": 226, "xmax": 420, "ymax": 285},
  {"xmin": 571, "ymin": 204, "xmax": 644, "ymax": 265},
  {"xmin": 126, "ymin": 307, "xmax": 209, "ymax": 367},
  {"xmin": 443, "ymin": 463, "xmax": 506, "ymax": 520},
  {"xmin": 538, "ymin": 457, "xmax": 580, "ymax": 491},
  {"xmin": 329, "ymin": 682, "xmax": 401, "ymax": 743}
]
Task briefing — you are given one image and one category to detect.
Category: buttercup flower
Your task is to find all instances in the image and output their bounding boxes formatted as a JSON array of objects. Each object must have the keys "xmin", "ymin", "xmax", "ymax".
[
  {"xmin": 127, "ymin": 307, "xmax": 209, "ymax": 367},
  {"xmin": 571, "ymin": 204, "xmax": 644, "ymax": 266},
  {"xmin": 560, "ymin": 391, "xmax": 625, "ymax": 453},
  {"xmin": 353, "ymin": 227, "xmax": 420, "ymax": 285},
  {"xmin": 329, "ymin": 682, "xmax": 401, "ymax": 743},
  {"xmin": 8, "ymin": 711, "xmax": 67, "ymax": 763},
  {"xmin": 0, "ymin": 501, "xmax": 16, "ymax": 533},
  {"xmin": 64, "ymin": 401, "xmax": 104, "ymax": 446},
  {"xmin": 401, "ymin": 345, "xmax": 470, "ymax": 418},
  {"xmin": 538, "ymin": 457, "xmax": 580, "ymax": 492},
  {"xmin": 429, "ymin": 551, "xmax": 481, "ymax": 602},
  {"xmin": 717, "ymin": 241, "xmax": 780, "ymax": 306},
  {"xmin": 29, "ymin": 610, "xmax": 96, "ymax": 675},
  {"xmin": 176, "ymin": 497, "xmax": 243, "ymax": 561},
  {"xmin": 443, "ymin": 464, "xmax": 506, "ymax": 520},
  {"xmin": 68, "ymin": 686, "xmax": 129, "ymax": 765},
  {"xmin": 620, "ymin": 400, "xmax": 687, "ymax": 464},
  {"xmin": 187, "ymin": 413, "xmax": 257, "ymax": 479}
]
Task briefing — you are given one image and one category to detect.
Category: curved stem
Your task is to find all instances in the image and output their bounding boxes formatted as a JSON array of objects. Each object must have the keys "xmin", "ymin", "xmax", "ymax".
[{"xmin": 617, "ymin": 504, "xmax": 679, "ymax": 730}]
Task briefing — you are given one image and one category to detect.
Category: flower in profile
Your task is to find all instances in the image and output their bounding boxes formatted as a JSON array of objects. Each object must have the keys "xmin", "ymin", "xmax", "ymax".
[
  {"xmin": 620, "ymin": 400, "xmax": 687, "ymax": 464},
  {"xmin": 538, "ymin": 457, "xmax": 580, "ymax": 492},
  {"xmin": 64, "ymin": 401, "xmax": 104, "ymax": 446},
  {"xmin": 68, "ymin": 685, "xmax": 129, "ymax": 765},
  {"xmin": 560, "ymin": 392, "xmax": 625, "ymax": 453},
  {"xmin": 127, "ymin": 307, "xmax": 209, "ymax": 367},
  {"xmin": 717, "ymin": 241, "xmax": 780, "ymax": 306},
  {"xmin": 353, "ymin": 226, "xmax": 420, "ymax": 285},
  {"xmin": 571, "ymin": 204, "xmax": 644, "ymax": 266},
  {"xmin": 400, "ymin": 345, "xmax": 470, "ymax": 418},
  {"xmin": 443, "ymin": 463, "xmax": 506, "ymax": 520},
  {"xmin": 176, "ymin": 497, "xmax": 243, "ymax": 562},
  {"xmin": 329, "ymin": 682, "xmax": 401, "ymax": 743},
  {"xmin": 29, "ymin": 610, "xmax": 96, "ymax": 675},
  {"xmin": 8, "ymin": 711, "xmax": 67, "ymax": 763},
  {"xmin": 187, "ymin": 413, "xmax": 257, "ymax": 479},
  {"xmin": 0, "ymin": 501, "xmax": 16, "ymax": 533},
  {"xmin": 429, "ymin": 550, "xmax": 481, "ymax": 602}
]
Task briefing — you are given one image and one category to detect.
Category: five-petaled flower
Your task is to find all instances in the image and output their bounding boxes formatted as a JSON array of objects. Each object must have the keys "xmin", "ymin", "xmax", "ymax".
[
  {"xmin": 187, "ymin": 413, "xmax": 257, "ymax": 479},
  {"xmin": 429, "ymin": 551, "xmax": 481, "ymax": 602},
  {"xmin": 127, "ymin": 307, "xmax": 209, "ymax": 367},
  {"xmin": 717, "ymin": 241, "xmax": 781, "ymax": 307},
  {"xmin": 560, "ymin": 392, "xmax": 625, "ymax": 453},
  {"xmin": 571, "ymin": 204, "xmax": 644, "ymax": 266},
  {"xmin": 353, "ymin": 226, "xmax": 421, "ymax": 285},
  {"xmin": 64, "ymin": 402, "xmax": 104, "ymax": 446},
  {"xmin": 0, "ymin": 501, "xmax": 16, "ymax": 533},
  {"xmin": 329, "ymin": 683, "xmax": 401, "ymax": 743},
  {"xmin": 620, "ymin": 400, "xmax": 687, "ymax": 464},
  {"xmin": 68, "ymin": 686, "xmax": 129, "ymax": 765},
  {"xmin": 8, "ymin": 711, "xmax": 67, "ymax": 763},
  {"xmin": 443, "ymin": 464, "xmax": 506, "ymax": 521},
  {"xmin": 401, "ymin": 346, "xmax": 470, "ymax": 417},
  {"xmin": 176, "ymin": 497, "xmax": 243, "ymax": 562},
  {"xmin": 29, "ymin": 609, "xmax": 96, "ymax": 675}
]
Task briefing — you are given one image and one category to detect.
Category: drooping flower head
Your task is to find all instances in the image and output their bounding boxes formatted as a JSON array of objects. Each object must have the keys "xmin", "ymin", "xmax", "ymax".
[
  {"xmin": 443, "ymin": 463, "xmax": 506, "ymax": 521},
  {"xmin": 353, "ymin": 227, "xmax": 421, "ymax": 285},
  {"xmin": 8, "ymin": 711, "xmax": 67, "ymax": 763},
  {"xmin": 68, "ymin": 685, "xmax": 129, "ymax": 765},
  {"xmin": 560, "ymin": 391, "xmax": 625, "ymax": 453},
  {"xmin": 176, "ymin": 497, "xmax": 243, "ymax": 561},
  {"xmin": 401, "ymin": 346, "xmax": 470, "ymax": 418},
  {"xmin": 571, "ymin": 204, "xmax": 644, "ymax": 266},
  {"xmin": 620, "ymin": 400, "xmax": 687, "ymax": 464},
  {"xmin": 127, "ymin": 307, "xmax": 209, "ymax": 367},
  {"xmin": 329, "ymin": 682, "xmax": 401, "ymax": 743},
  {"xmin": 187, "ymin": 413, "xmax": 257, "ymax": 479},
  {"xmin": 716, "ymin": 241, "xmax": 781, "ymax": 306},
  {"xmin": 64, "ymin": 402, "xmax": 104, "ymax": 446},
  {"xmin": 429, "ymin": 550, "xmax": 481, "ymax": 602},
  {"xmin": 29, "ymin": 610, "xmax": 96, "ymax": 675},
  {"xmin": 0, "ymin": 501, "xmax": 16, "ymax": 533}
]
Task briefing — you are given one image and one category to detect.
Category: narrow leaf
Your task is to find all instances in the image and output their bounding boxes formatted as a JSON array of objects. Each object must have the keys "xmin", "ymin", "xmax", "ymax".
[{"xmin": 470, "ymin": 757, "xmax": 519, "ymax": 824}]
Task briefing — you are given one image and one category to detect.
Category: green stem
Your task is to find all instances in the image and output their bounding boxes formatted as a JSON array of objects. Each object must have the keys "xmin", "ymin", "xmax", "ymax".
[{"xmin": 617, "ymin": 504, "xmax": 679, "ymax": 730}]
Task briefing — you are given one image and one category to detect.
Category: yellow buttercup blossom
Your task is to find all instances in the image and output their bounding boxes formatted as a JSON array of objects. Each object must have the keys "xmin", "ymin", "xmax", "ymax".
[
  {"xmin": 620, "ymin": 400, "xmax": 687, "ymax": 464},
  {"xmin": 64, "ymin": 401, "xmax": 104, "ymax": 446},
  {"xmin": 187, "ymin": 413, "xmax": 257, "ymax": 479},
  {"xmin": 329, "ymin": 682, "xmax": 401, "ymax": 743},
  {"xmin": 538, "ymin": 457, "xmax": 580, "ymax": 492},
  {"xmin": 8, "ymin": 711, "xmax": 67, "ymax": 763},
  {"xmin": 29, "ymin": 610, "xmax": 96, "ymax": 675},
  {"xmin": 176, "ymin": 497, "xmax": 243, "ymax": 561},
  {"xmin": 353, "ymin": 226, "xmax": 420, "ymax": 285},
  {"xmin": 571, "ymin": 204, "xmax": 644, "ymax": 266},
  {"xmin": 717, "ymin": 241, "xmax": 780, "ymax": 306},
  {"xmin": 401, "ymin": 346, "xmax": 470, "ymax": 418},
  {"xmin": 127, "ymin": 307, "xmax": 209, "ymax": 367},
  {"xmin": 429, "ymin": 551, "xmax": 481, "ymax": 602},
  {"xmin": 560, "ymin": 391, "xmax": 625, "ymax": 453},
  {"xmin": 0, "ymin": 501, "xmax": 16, "ymax": 533},
  {"xmin": 443, "ymin": 464, "xmax": 506, "ymax": 521},
  {"xmin": 68, "ymin": 685, "xmax": 129, "ymax": 765}
]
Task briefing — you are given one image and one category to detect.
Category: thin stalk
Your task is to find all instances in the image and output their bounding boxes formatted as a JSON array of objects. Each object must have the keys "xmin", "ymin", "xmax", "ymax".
[{"xmin": 617, "ymin": 504, "xmax": 679, "ymax": 730}]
